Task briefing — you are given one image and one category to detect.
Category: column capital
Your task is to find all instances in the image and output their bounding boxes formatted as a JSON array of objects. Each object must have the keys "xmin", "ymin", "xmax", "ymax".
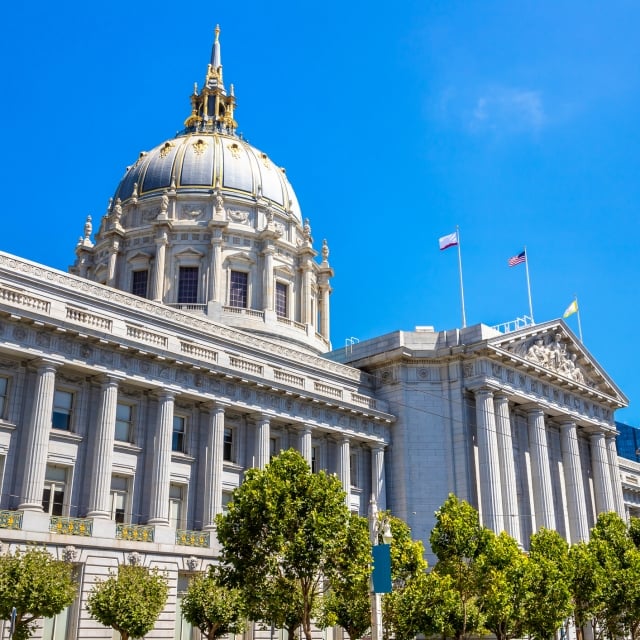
[
  {"xmin": 250, "ymin": 412, "xmax": 272, "ymax": 424},
  {"xmin": 153, "ymin": 388, "xmax": 176, "ymax": 401},
  {"xmin": 556, "ymin": 418, "xmax": 578, "ymax": 430},
  {"xmin": 521, "ymin": 403, "xmax": 545, "ymax": 417},
  {"xmin": 29, "ymin": 358, "xmax": 60, "ymax": 373},
  {"xmin": 493, "ymin": 391, "xmax": 510, "ymax": 403},
  {"xmin": 205, "ymin": 399, "xmax": 230, "ymax": 412},
  {"xmin": 368, "ymin": 442, "xmax": 385, "ymax": 452}
]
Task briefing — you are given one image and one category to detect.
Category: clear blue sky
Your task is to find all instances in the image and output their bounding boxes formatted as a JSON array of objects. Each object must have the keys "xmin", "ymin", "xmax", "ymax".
[{"xmin": 2, "ymin": 1, "xmax": 640, "ymax": 423}]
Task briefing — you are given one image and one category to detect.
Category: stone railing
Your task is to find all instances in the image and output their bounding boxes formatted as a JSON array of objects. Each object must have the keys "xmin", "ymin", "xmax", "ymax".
[
  {"xmin": 229, "ymin": 356, "xmax": 263, "ymax": 376},
  {"xmin": 350, "ymin": 393, "xmax": 377, "ymax": 410},
  {"xmin": 50, "ymin": 516, "xmax": 93, "ymax": 536},
  {"xmin": 176, "ymin": 529, "xmax": 210, "ymax": 548},
  {"xmin": 116, "ymin": 523, "xmax": 155, "ymax": 542},
  {"xmin": 167, "ymin": 303, "xmax": 207, "ymax": 313},
  {"xmin": 66, "ymin": 306, "xmax": 113, "ymax": 331},
  {"xmin": 274, "ymin": 369, "xmax": 305, "ymax": 387},
  {"xmin": 180, "ymin": 342, "xmax": 218, "ymax": 363},
  {"xmin": 126, "ymin": 325, "xmax": 168, "ymax": 348},
  {"xmin": 0, "ymin": 510, "xmax": 23, "ymax": 530},
  {"xmin": 314, "ymin": 381, "xmax": 343, "ymax": 399},
  {"xmin": 0, "ymin": 285, "xmax": 50, "ymax": 313}
]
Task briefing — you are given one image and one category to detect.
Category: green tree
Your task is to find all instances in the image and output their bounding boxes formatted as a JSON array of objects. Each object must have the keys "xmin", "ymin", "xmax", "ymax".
[
  {"xmin": 0, "ymin": 547, "xmax": 77, "ymax": 640},
  {"xmin": 429, "ymin": 494, "xmax": 490, "ymax": 640},
  {"xmin": 86, "ymin": 564, "xmax": 168, "ymax": 640},
  {"xmin": 476, "ymin": 531, "xmax": 528, "ymax": 640},
  {"xmin": 522, "ymin": 528, "xmax": 572, "ymax": 640},
  {"xmin": 568, "ymin": 541, "xmax": 606, "ymax": 640},
  {"xmin": 216, "ymin": 449, "xmax": 352, "ymax": 640},
  {"xmin": 181, "ymin": 569, "xmax": 246, "ymax": 640}
]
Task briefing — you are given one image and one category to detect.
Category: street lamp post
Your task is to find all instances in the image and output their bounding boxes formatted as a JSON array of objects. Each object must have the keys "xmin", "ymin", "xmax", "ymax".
[{"xmin": 369, "ymin": 496, "xmax": 392, "ymax": 640}]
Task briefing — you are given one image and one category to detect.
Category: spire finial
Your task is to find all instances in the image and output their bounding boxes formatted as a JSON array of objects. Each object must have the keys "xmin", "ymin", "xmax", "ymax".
[
  {"xmin": 211, "ymin": 25, "xmax": 222, "ymax": 71},
  {"xmin": 215, "ymin": 24, "xmax": 220, "ymax": 42}
]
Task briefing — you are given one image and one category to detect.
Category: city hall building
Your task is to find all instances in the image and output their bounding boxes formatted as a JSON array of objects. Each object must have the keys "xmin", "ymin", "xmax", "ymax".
[{"xmin": 0, "ymin": 28, "xmax": 633, "ymax": 639}]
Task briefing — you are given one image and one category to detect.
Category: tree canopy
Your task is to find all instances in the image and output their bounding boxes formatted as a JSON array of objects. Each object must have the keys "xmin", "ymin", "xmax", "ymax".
[
  {"xmin": 215, "ymin": 449, "xmax": 353, "ymax": 640},
  {"xmin": 86, "ymin": 564, "xmax": 168, "ymax": 640},
  {"xmin": 0, "ymin": 547, "xmax": 77, "ymax": 640}
]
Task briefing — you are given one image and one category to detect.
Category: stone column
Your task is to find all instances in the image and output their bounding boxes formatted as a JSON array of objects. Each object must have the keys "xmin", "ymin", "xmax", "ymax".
[
  {"xmin": 338, "ymin": 436, "xmax": 351, "ymax": 507},
  {"xmin": 148, "ymin": 391, "xmax": 174, "ymax": 525},
  {"xmin": 87, "ymin": 376, "xmax": 120, "ymax": 519},
  {"xmin": 494, "ymin": 393, "xmax": 521, "ymax": 544},
  {"xmin": 606, "ymin": 434, "xmax": 626, "ymax": 519},
  {"xmin": 301, "ymin": 265, "xmax": 312, "ymax": 325},
  {"xmin": 107, "ymin": 240, "xmax": 120, "ymax": 287},
  {"xmin": 209, "ymin": 231, "xmax": 224, "ymax": 303},
  {"xmin": 300, "ymin": 425, "xmax": 313, "ymax": 468},
  {"xmin": 475, "ymin": 389, "xmax": 504, "ymax": 533},
  {"xmin": 319, "ymin": 283, "xmax": 331, "ymax": 340},
  {"xmin": 19, "ymin": 361, "xmax": 57, "ymax": 511},
  {"xmin": 263, "ymin": 245, "xmax": 275, "ymax": 312},
  {"xmin": 527, "ymin": 407, "xmax": 556, "ymax": 530},
  {"xmin": 371, "ymin": 444, "xmax": 386, "ymax": 512},
  {"xmin": 559, "ymin": 420, "xmax": 590, "ymax": 543},
  {"xmin": 255, "ymin": 415, "xmax": 270, "ymax": 470},
  {"xmin": 591, "ymin": 431, "xmax": 615, "ymax": 514},
  {"xmin": 152, "ymin": 231, "xmax": 168, "ymax": 302},
  {"xmin": 203, "ymin": 403, "xmax": 226, "ymax": 529}
]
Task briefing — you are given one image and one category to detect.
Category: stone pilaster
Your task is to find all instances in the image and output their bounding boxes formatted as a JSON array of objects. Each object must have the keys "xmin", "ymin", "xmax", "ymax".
[
  {"xmin": 255, "ymin": 415, "xmax": 270, "ymax": 470},
  {"xmin": 203, "ymin": 403, "xmax": 226, "ymax": 529},
  {"xmin": 527, "ymin": 407, "xmax": 556, "ymax": 530},
  {"xmin": 338, "ymin": 436, "xmax": 351, "ymax": 507},
  {"xmin": 263, "ymin": 245, "xmax": 275, "ymax": 312},
  {"xmin": 19, "ymin": 361, "xmax": 58, "ymax": 511},
  {"xmin": 494, "ymin": 393, "xmax": 521, "ymax": 544},
  {"xmin": 148, "ymin": 391, "xmax": 175, "ymax": 525},
  {"xmin": 606, "ymin": 434, "xmax": 626, "ymax": 520},
  {"xmin": 371, "ymin": 444, "xmax": 386, "ymax": 511},
  {"xmin": 152, "ymin": 231, "xmax": 168, "ymax": 302},
  {"xmin": 87, "ymin": 377, "xmax": 120, "ymax": 519},
  {"xmin": 300, "ymin": 425, "xmax": 312, "ymax": 468},
  {"xmin": 475, "ymin": 389, "xmax": 504, "ymax": 533},
  {"xmin": 559, "ymin": 420, "xmax": 590, "ymax": 543},
  {"xmin": 591, "ymin": 431, "xmax": 615, "ymax": 514}
]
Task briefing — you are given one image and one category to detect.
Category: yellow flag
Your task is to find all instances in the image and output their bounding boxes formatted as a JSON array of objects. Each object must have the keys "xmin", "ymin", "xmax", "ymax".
[{"xmin": 563, "ymin": 300, "xmax": 578, "ymax": 318}]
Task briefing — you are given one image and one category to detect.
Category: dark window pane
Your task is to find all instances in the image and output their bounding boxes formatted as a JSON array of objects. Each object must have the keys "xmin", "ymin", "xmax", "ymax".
[
  {"xmin": 223, "ymin": 427, "xmax": 233, "ymax": 461},
  {"xmin": 275, "ymin": 282, "xmax": 287, "ymax": 317},
  {"xmin": 172, "ymin": 416, "xmax": 185, "ymax": 453},
  {"xmin": 131, "ymin": 270, "xmax": 149, "ymax": 298},
  {"xmin": 178, "ymin": 267, "xmax": 199, "ymax": 304},
  {"xmin": 229, "ymin": 271, "xmax": 248, "ymax": 308}
]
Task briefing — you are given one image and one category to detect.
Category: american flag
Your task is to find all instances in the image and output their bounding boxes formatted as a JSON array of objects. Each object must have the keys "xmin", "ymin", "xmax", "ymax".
[{"xmin": 508, "ymin": 250, "xmax": 526, "ymax": 267}]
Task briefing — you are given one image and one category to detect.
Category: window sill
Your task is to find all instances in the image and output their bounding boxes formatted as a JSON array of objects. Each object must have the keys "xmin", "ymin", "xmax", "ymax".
[
  {"xmin": 113, "ymin": 441, "xmax": 143, "ymax": 454},
  {"xmin": 171, "ymin": 451, "xmax": 195, "ymax": 463},
  {"xmin": 0, "ymin": 420, "xmax": 16, "ymax": 431},
  {"xmin": 223, "ymin": 461, "xmax": 243, "ymax": 472},
  {"xmin": 50, "ymin": 430, "xmax": 83, "ymax": 443}
]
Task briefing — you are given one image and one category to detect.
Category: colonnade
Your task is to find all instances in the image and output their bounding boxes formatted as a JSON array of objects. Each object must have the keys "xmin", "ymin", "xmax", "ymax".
[
  {"xmin": 17, "ymin": 361, "xmax": 386, "ymax": 526},
  {"xmin": 473, "ymin": 386, "xmax": 623, "ymax": 545}
]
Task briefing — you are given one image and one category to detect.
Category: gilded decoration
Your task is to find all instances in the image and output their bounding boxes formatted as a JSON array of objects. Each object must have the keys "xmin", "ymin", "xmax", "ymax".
[
  {"xmin": 116, "ymin": 523, "xmax": 155, "ymax": 542},
  {"xmin": 50, "ymin": 516, "xmax": 93, "ymax": 537},
  {"xmin": 193, "ymin": 139, "xmax": 208, "ymax": 155},
  {"xmin": 159, "ymin": 142, "xmax": 174, "ymax": 158},
  {"xmin": 0, "ymin": 510, "xmax": 23, "ymax": 530},
  {"xmin": 176, "ymin": 529, "xmax": 210, "ymax": 548},
  {"xmin": 228, "ymin": 143, "xmax": 241, "ymax": 159}
]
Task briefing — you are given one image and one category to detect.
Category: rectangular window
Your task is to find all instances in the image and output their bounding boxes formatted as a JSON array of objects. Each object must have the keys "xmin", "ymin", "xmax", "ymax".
[
  {"xmin": 221, "ymin": 491, "xmax": 232, "ymax": 514},
  {"xmin": 275, "ymin": 282, "xmax": 288, "ymax": 318},
  {"xmin": 350, "ymin": 453, "xmax": 359, "ymax": 488},
  {"xmin": 0, "ymin": 377, "xmax": 7, "ymax": 419},
  {"xmin": 229, "ymin": 271, "xmax": 248, "ymax": 308},
  {"xmin": 311, "ymin": 445, "xmax": 319, "ymax": 474},
  {"xmin": 175, "ymin": 574, "xmax": 196, "ymax": 640},
  {"xmin": 131, "ymin": 270, "xmax": 149, "ymax": 298},
  {"xmin": 52, "ymin": 390, "xmax": 73, "ymax": 431},
  {"xmin": 172, "ymin": 416, "xmax": 186, "ymax": 453},
  {"xmin": 110, "ymin": 475, "xmax": 129, "ymax": 523},
  {"xmin": 169, "ymin": 484, "xmax": 184, "ymax": 529},
  {"xmin": 115, "ymin": 403, "xmax": 133, "ymax": 442},
  {"xmin": 223, "ymin": 427, "xmax": 234, "ymax": 462},
  {"xmin": 178, "ymin": 267, "xmax": 199, "ymax": 304},
  {"xmin": 270, "ymin": 437, "xmax": 279, "ymax": 461},
  {"xmin": 42, "ymin": 465, "xmax": 66, "ymax": 516},
  {"xmin": 42, "ymin": 605, "xmax": 70, "ymax": 640}
]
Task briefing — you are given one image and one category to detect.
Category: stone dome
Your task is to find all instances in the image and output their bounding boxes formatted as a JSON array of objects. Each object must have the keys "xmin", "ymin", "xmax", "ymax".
[
  {"xmin": 72, "ymin": 26, "xmax": 334, "ymax": 355},
  {"xmin": 113, "ymin": 132, "xmax": 302, "ymax": 224}
]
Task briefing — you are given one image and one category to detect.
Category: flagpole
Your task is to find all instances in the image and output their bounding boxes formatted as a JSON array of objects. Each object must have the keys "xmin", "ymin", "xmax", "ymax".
[
  {"xmin": 524, "ymin": 245, "xmax": 534, "ymax": 324},
  {"xmin": 575, "ymin": 296, "xmax": 583, "ymax": 342},
  {"xmin": 456, "ymin": 225, "xmax": 467, "ymax": 328}
]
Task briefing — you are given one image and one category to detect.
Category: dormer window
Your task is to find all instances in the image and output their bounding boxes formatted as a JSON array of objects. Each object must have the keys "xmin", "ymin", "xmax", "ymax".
[
  {"xmin": 178, "ymin": 267, "xmax": 199, "ymax": 304},
  {"xmin": 230, "ymin": 271, "xmax": 248, "ymax": 308}
]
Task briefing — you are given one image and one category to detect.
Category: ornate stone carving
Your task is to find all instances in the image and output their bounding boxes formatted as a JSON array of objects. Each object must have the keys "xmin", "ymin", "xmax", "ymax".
[
  {"xmin": 13, "ymin": 327, "xmax": 27, "ymax": 341},
  {"xmin": 128, "ymin": 551, "xmax": 142, "ymax": 566},
  {"xmin": 520, "ymin": 333, "xmax": 590, "ymax": 385},
  {"xmin": 62, "ymin": 545, "xmax": 78, "ymax": 563},
  {"xmin": 193, "ymin": 139, "xmax": 208, "ymax": 155},
  {"xmin": 228, "ymin": 209, "xmax": 249, "ymax": 224},
  {"xmin": 36, "ymin": 333, "xmax": 51, "ymax": 348},
  {"xmin": 186, "ymin": 555, "xmax": 199, "ymax": 571}
]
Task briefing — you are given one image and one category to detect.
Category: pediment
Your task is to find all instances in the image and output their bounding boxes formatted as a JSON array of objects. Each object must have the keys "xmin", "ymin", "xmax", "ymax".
[{"xmin": 487, "ymin": 320, "xmax": 627, "ymax": 405}]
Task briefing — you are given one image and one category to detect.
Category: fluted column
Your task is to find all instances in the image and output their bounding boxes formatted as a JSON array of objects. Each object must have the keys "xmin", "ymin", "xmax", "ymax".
[
  {"xmin": 475, "ymin": 389, "xmax": 503, "ymax": 533},
  {"xmin": 263, "ymin": 246, "xmax": 275, "ymax": 312},
  {"xmin": 152, "ymin": 231, "xmax": 168, "ymax": 302},
  {"xmin": 338, "ymin": 436, "xmax": 351, "ymax": 507},
  {"xmin": 87, "ymin": 377, "xmax": 120, "ymax": 518},
  {"xmin": 19, "ymin": 361, "xmax": 57, "ymax": 511},
  {"xmin": 371, "ymin": 445, "xmax": 386, "ymax": 512},
  {"xmin": 209, "ymin": 231, "xmax": 224, "ymax": 303},
  {"xmin": 527, "ymin": 407, "xmax": 556, "ymax": 530},
  {"xmin": 494, "ymin": 394, "xmax": 520, "ymax": 544},
  {"xmin": 606, "ymin": 434, "xmax": 626, "ymax": 519},
  {"xmin": 300, "ymin": 425, "xmax": 313, "ymax": 468},
  {"xmin": 301, "ymin": 265, "xmax": 312, "ymax": 325},
  {"xmin": 203, "ymin": 403, "xmax": 226, "ymax": 529},
  {"xmin": 319, "ymin": 283, "xmax": 331, "ymax": 340},
  {"xmin": 559, "ymin": 420, "xmax": 590, "ymax": 542},
  {"xmin": 591, "ymin": 431, "xmax": 615, "ymax": 514},
  {"xmin": 148, "ymin": 391, "xmax": 174, "ymax": 525},
  {"xmin": 255, "ymin": 415, "xmax": 270, "ymax": 470}
]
